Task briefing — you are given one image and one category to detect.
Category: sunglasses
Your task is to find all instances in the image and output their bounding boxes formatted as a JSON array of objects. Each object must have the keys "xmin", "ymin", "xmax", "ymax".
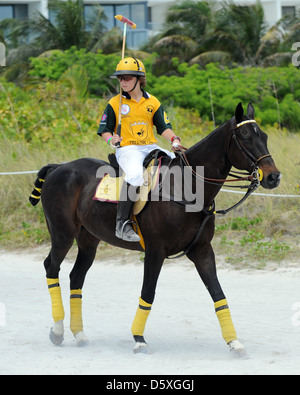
[{"xmin": 117, "ymin": 75, "xmax": 134, "ymax": 81}]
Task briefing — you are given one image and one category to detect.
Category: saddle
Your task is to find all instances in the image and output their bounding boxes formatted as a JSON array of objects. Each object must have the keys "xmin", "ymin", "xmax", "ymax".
[{"xmin": 93, "ymin": 149, "xmax": 169, "ymax": 215}]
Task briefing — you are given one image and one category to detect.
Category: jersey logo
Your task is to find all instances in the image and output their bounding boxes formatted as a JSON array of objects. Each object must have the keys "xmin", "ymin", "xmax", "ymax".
[
  {"xmin": 130, "ymin": 121, "xmax": 149, "ymax": 141},
  {"xmin": 146, "ymin": 105, "xmax": 154, "ymax": 115},
  {"xmin": 164, "ymin": 111, "xmax": 170, "ymax": 124},
  {"xmin": 121, "ymin": 104, "xmax": 130, "ymax": 115}
]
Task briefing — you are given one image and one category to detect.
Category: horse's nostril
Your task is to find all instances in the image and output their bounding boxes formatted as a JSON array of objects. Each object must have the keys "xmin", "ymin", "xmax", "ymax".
[
  {"xmin": 267, "ymin": 172, "xmax": 281, "ymax": 187},
  {"xmin": 268, "ymin": 173, "xmax": 275, "ymax": 182}
]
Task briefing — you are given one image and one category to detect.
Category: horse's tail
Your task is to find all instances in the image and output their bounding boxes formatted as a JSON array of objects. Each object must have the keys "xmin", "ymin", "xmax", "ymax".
[{"xmin": 29, "ymin": 164, "xmax": 61, "ymax": 206}]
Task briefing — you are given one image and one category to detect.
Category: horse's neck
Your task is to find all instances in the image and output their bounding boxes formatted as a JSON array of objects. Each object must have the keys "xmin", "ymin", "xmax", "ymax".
[
  {"xmin": 180, "ymin": 121, "xmax": 233, "ymax": 208},
  {"xmin": 186, "ymin": 121, "xmax": 232, "ymax": 179}
]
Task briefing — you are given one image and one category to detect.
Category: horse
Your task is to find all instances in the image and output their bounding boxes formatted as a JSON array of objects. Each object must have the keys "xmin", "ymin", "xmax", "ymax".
[{"xmin": 29, "ymin": 102, "xmax": 280, "ymax": 357}]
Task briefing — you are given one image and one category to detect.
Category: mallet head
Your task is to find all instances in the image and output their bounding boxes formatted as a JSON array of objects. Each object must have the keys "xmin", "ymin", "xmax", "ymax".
[{"xmin": 115, "ymin": 14, "xmax": 137, "ymax": 29}]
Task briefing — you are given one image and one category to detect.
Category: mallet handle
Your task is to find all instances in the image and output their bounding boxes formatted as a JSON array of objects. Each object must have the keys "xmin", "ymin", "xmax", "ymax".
[{"xmin": 114, "ymin": 15, "xmax": 137, "ymax": 145}]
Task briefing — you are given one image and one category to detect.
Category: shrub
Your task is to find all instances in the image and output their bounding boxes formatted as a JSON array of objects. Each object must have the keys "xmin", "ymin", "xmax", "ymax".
[
  {"xmin": 29, "ymin": 47, "xmax": 121, "ymax": 96},
  {"xmin": 14, "ymin": 48, "xmax": 300, "ymax": 131}
]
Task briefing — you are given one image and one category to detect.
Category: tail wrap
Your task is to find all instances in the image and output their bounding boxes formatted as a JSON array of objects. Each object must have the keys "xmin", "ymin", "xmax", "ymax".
[
  {"xmin": 29, "ymin": 164, "xmax": 60, "ymax": 206},
  {"xmin": 29, "ymin": 177, "xmax": 45, "ymax": 205}
]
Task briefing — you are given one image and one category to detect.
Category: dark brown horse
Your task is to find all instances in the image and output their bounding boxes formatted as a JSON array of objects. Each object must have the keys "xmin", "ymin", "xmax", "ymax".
[{"xmin": 29, "ymin": 103, "xmax": 280, "ymax": 357}]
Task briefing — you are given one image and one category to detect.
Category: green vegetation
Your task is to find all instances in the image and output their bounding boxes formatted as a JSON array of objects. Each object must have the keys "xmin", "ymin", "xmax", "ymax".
[
  {"xmin": 1, "ymin": 50, "xmax": 300, "ymax": 131},
  {"xmin": 215, "ymin": 216, "xmax": 291, "ymax": 268},
  {"xmin": 149, "ymin": 62, "xmax": 300, "ymax": 130}
]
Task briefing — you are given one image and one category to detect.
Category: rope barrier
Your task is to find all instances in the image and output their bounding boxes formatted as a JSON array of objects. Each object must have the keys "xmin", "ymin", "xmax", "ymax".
[
  {"xmin": 0, "ymin": 170, "xmax": 299, "ymax": 198},
  {"xmin": 221, "ymin": 188, "xmax": 300, "ymax": 198},
  {"xmin": 0, "ymin": 170, "xmax": 38, "ymax": 175}
]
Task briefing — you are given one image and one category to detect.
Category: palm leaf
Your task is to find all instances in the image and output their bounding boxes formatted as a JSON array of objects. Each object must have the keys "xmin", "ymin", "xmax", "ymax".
[
  {"xmin": 153, "ymin": 35, "xmax": 197, "ymax": 60},
  {"xmin": 60, "ymin": 65, "xmax": 89, "ymax": 99}
]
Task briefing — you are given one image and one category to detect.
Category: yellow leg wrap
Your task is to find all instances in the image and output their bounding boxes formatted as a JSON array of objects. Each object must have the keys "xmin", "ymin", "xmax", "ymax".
[
  {"xmin": 131, "ymin": 297, "xmax": 152, "ymax": 336},
  {"xmin": 70, "ymin": 289, "xmax": 83, "ymax": 335},
  {"xmin": 214, "ymin": 298, "xmax": 237, "ymax": 344},
  {"xmin": 47, "ymin": 278, "xmax": 65, "ymax": 322}
]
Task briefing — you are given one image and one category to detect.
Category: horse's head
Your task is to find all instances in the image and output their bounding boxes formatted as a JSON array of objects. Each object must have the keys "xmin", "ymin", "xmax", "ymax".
[{"xmin": 228, "ymin": 102, "xmax": 281, "ymax": 189}]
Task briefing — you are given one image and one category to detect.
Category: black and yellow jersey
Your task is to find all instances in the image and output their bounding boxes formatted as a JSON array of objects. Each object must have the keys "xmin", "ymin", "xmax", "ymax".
[{"xmin": 97, "ymin": 90, "xmax": 172, "ymax": 147}]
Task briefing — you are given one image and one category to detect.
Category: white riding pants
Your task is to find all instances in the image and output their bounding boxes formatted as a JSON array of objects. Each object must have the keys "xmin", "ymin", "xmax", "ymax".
[{"xmin": 116, "ymin": 144, "xmax": 175, "ymax": 187}]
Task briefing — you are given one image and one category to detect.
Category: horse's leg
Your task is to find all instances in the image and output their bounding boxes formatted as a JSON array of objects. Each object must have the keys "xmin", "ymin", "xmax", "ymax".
[
  {"xmin": 131, "ymin": 249, "xmax": 164, "ymax": 354},
  {"xmin": 187, "ymin": 243, "xmax": 248, "ymax": 358},
  {"xmin": 44, "ymin": 237, "xmax": 74, "ymax": 346},
  {"xmin": 69, "ymin": 227, "xmax": 100, "ymax": 346}
]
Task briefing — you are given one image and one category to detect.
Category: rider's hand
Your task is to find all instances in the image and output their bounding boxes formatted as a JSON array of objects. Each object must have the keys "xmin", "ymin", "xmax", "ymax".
[
  {"xmin": 110, "ymin": 134, "xmax": 123, "ymax": 148},
  {"xmin": 171, "ymin": 136, "xmax": 181, "ymax": 150}
]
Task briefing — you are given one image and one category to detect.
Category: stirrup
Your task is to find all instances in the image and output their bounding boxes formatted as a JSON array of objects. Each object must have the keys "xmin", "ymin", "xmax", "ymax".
[{"xmin": 116, "ymin": 220, "xmax": 141, "ymax": 242}]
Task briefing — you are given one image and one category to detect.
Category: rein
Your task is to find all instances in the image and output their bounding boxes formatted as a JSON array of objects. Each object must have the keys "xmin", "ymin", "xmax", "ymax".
[
  {"xmin": 175, "ymin": 119, "xmax": 271, "ymax": 187},
  {"xmin": 166, "ymin": 120, "xmax": 269, "ymax": 259},
  {"xmin": 177, "ymin": 146, "xmax": 255, "ymax": 185}
]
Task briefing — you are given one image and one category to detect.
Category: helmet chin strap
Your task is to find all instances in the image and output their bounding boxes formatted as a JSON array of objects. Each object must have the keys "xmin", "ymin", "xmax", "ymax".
[
  {"xmin": 128, "ymin": 76, "xmax": 140, "ymax": 92},
  {"xmin": 121, "ymin": 57, "xmax": 143, "ymax": 93}
]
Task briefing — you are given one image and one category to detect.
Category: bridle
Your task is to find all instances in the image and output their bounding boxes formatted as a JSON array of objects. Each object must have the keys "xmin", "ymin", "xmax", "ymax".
[
  {"xmin": 232, "ymin": 119, "xmax": 272, "ymax": 169},
  {"xmin": 174, "ymin": 119, "xmax": 273, "ymax": 215},
  {"xmin": 166, "ymin": 119, "xmax": 273, "ymax": 259},
  {"xmin": 177, "ymin": 119, "xmax": 271, "ymax": 188}
]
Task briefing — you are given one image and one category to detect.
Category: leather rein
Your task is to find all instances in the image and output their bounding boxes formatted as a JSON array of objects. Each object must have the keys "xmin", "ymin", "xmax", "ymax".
[
  {"xmin": 176, "ymin": 119, "xmax": 271, "ymax": 188},
  {"xmin": 167, "ymin": 120, "xmax": 272, "ymax": 259}
]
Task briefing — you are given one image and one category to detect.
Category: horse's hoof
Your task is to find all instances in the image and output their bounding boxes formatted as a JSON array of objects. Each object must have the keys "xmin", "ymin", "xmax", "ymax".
[
  {"xmin": 133, "ymin": 336, "xmax": 149, "ymax": 354},
  {"xmin": 49, "ymin": 328, "xmax": 64, "ymax": 346},
  {"xmin": 74, "ymin": 331, "xmax": 89, "ymax": 347},
  {"xmin": 229, "ymin": 339, "xmax": 249, "ymax": 359},
  {"xmin": 133, "ymin": 341, "xmax": 149, "ymax": 354}
]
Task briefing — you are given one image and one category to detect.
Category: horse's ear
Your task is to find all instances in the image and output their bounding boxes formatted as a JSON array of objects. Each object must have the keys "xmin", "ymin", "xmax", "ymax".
[
  {"xmin": 247, "ymin": 102, "xmax": 255, "ymax": 119},
  {"xmin": 235, "ymin": 102, "xmax": 244, "ymax": 123}
]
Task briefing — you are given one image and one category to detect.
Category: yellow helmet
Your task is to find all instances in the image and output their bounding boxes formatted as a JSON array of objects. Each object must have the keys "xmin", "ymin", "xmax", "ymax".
[{"xmin": 111, "ymin": 57, "xmax": 146, "ymax": 78}]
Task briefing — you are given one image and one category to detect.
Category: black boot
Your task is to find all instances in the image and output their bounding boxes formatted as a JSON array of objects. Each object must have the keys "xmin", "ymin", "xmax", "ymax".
[{"xmin": 115, "ymin": 182, "xmax": 141, "ymax": 242}]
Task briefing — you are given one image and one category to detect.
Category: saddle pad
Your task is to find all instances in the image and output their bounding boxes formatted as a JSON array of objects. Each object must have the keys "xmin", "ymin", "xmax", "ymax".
[
  {"xmin": 93, "ymin": 157, "xmax": 161, "ymax": 215},
  {"xmin": 94, "ymin": 173, "xmax": 124, "ymax": 204}
]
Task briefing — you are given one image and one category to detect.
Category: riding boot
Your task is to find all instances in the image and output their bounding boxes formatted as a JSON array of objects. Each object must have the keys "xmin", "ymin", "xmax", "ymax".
[{"xmin": 115, "ymin": 182, "xmax": 141, "ymax": 242}]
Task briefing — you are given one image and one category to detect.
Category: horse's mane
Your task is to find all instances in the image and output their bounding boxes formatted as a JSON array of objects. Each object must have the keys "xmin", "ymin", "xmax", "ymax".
[
  {"xmin": 185, "ymin": 117, "xmax": 233, "ymax": 155},
  {"xmin": 199, "ymin": 118, "xmax": 233, "ymax": 145}
]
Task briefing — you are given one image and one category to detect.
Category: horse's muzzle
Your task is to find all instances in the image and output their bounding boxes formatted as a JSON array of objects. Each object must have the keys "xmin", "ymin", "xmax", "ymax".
[{"xmin": 262, "ymin": 171, "xmax": 281, "ymax": 189}]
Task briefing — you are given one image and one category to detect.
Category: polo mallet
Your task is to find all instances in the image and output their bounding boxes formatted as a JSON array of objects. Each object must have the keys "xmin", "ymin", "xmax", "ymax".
[{"xmin": 114, "ymin": 15, "xmax": 137, "ymax": 146}]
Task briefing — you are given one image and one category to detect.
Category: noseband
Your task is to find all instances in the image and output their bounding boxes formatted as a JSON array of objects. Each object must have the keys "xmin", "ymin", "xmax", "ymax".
[{"xmin": 232, "ymin": 119, "xmax": 272, "ymax": 167}]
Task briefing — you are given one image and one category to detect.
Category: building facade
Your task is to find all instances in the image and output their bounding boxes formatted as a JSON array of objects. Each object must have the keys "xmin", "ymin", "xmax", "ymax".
[{"xmin": 0, "ymin": 0, "xmax": 299, "ymax": 48}]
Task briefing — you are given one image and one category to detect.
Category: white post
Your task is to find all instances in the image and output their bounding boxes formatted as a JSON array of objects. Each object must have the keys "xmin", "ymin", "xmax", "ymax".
[{"xmin": 275, "ymin": 0, "xmax": 282, "ymax": 21}]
